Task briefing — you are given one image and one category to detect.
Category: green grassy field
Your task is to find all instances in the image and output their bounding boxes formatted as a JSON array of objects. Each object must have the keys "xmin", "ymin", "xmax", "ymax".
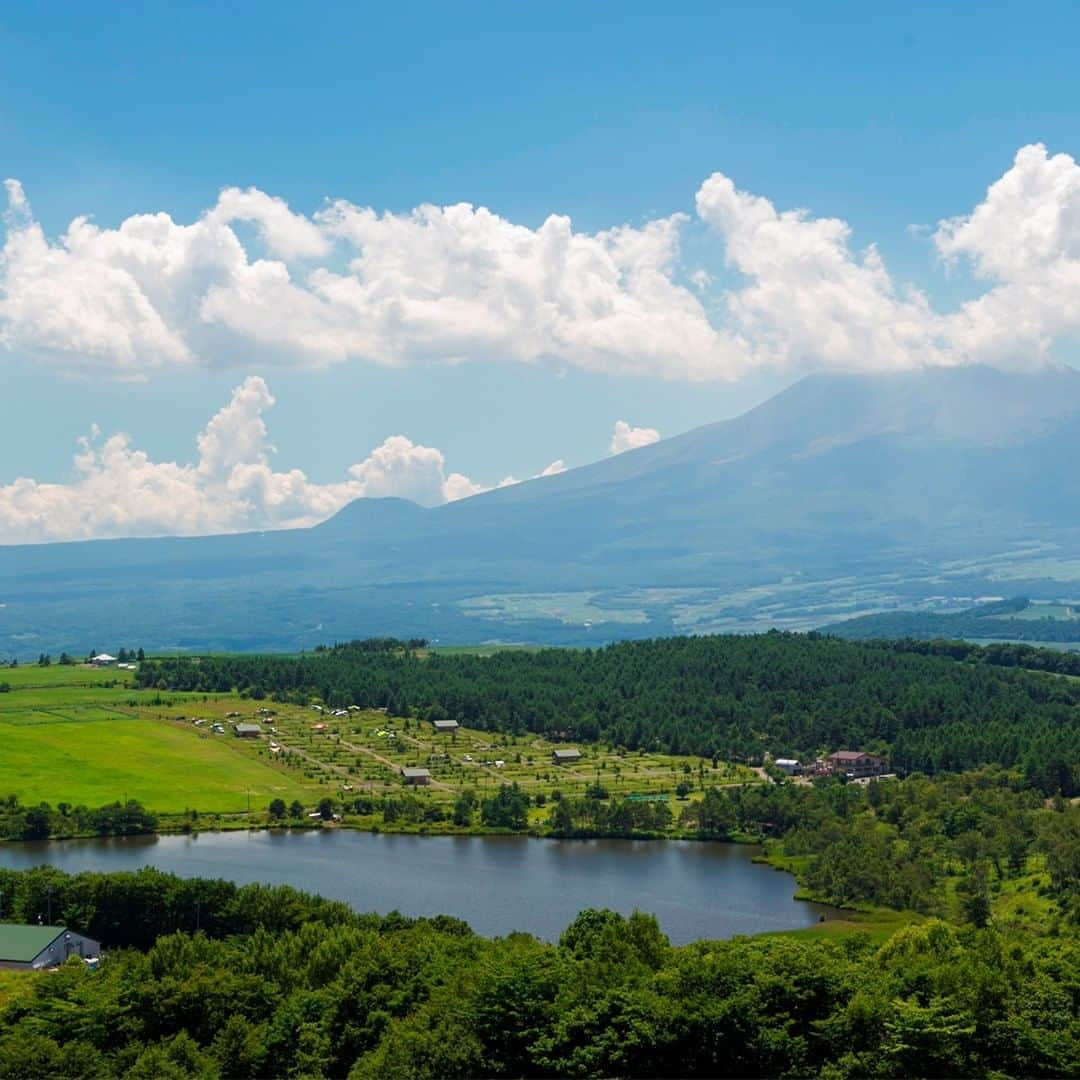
[
  {"xmin": 772, "ymin": 907, "xmax": 921, "ymax": 943},
  {"xmin": 0, "ymin": 663, "xmax": 757, "ymax": 820},
  {"xmin": 239, "ymin": 706, "xmax": 758, "ymax": 801},
  {"xmin": 0, "ymin": 665, "xmax": 320, "ymax": 813},
  {"xmin": 1010, "ymin": 602, "xmax": 1078, "ymax": 621},
  {"xmin": 0, "ymin": 716, "xmax": 315, "ymax": 813},
  {"xmin": 0, "ymin": 663, "xmax": 134, "ymax": 689}
]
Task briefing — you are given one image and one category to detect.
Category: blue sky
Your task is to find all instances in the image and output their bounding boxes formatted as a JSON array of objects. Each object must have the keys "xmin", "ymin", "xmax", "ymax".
[{"xmin": 4, "ymin": 2, "xmax": 1080, "ymax": 540}]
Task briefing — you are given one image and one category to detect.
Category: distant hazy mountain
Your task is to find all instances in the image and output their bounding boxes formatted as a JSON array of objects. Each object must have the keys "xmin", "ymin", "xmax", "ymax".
[
  {"xmin": 5, "ymin": 365, "xmax": 1080, "ymax": 655},
  {"xmin": 827, "ymin": 597, "xmax": 1080, "ymax": 645}
]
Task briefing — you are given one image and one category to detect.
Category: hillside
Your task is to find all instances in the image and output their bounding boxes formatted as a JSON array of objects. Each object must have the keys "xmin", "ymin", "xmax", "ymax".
[
  {"xmin": 137, "ymin": 633, "xmax": 1080, "ymax": 792},
  {"xmin": 828, "ymin": 597, "xmax": 1080, "ymax": 645},
  {"xmin": 6, "ymin": 365, "xmax": 1080, "ymax": 654}
]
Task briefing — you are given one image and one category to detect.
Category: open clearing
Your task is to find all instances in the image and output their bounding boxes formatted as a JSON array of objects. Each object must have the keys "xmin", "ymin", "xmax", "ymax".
[
  {"xmin": 0, "ymin": 663, "xmax": 757, "ymax": 817},
  {"xmin": 0, "ymin": 666, "xmax": 319, "ymax": 813}
]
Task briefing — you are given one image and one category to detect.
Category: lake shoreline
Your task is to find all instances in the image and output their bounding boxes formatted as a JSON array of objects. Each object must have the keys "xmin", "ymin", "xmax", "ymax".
[
  {"xmin": 3, "ymin": 814, "xmax": 767, "ymax": 846},
  {"xmin": 0, "ymin": 829, "xmax": 851, "ymax": 944}
]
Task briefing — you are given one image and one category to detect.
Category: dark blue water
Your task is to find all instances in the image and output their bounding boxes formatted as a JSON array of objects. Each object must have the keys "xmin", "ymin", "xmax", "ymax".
[{"xmin": 0, "ymin": 831, "xmax": 842, "ymax": 944}]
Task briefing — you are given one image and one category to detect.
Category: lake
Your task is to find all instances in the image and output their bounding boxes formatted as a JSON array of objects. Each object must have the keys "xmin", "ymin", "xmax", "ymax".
[{"xmin": 0, "ymin": 830, "xmax": 843, "ymax": 944}]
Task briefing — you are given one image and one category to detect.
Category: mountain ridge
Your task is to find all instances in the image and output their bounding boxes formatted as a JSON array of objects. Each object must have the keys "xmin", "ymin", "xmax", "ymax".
[{"xmin": 5, "ymin": 364, "xmax": 1080, "ymax": 655}]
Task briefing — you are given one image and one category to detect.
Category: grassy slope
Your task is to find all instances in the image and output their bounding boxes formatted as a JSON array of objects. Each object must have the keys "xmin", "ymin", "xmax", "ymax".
[
  {"xmin": 0, "ymin": 666, "xmax": 319, "ymax": 813},
  {"xmin": 0, "ymin": 663, "xmax": 755, "ymax": 817}
]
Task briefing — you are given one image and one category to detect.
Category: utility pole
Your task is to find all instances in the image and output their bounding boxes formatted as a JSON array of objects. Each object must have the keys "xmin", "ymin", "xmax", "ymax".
[{"xmin": 45, "ymin": 884, "xmax": 53, "ymax": 925}]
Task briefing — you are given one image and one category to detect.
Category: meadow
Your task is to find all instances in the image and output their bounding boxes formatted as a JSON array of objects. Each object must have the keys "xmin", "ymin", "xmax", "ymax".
[
  {"xmin": 144, "ymin": 695, "xmax": 759, "ymax": 808},
  {"xmin": 0, "ymin": 665, "xmax": 319, "ymax": 814},
  {"xmin": 0, "ymin": 661, "xmax": 756, "ymax": 821}
]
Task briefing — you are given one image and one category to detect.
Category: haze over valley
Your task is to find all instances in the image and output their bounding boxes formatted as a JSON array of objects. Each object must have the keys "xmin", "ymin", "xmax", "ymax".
[{"xmin": 5, "ymin": 364, "xmax": 1080, "ymax": 655}]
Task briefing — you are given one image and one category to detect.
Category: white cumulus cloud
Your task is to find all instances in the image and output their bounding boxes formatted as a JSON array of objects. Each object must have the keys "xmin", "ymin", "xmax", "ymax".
[
  {"xmin": 933, "ymin": 143, "xmax": 1080, "ymax": 367},
  {"xmin": 695, "ymin": 172, "xmax": 947, "ymax": 373},
  {"xmin": 609, "ymin": 420, "xmax": 661, "ymax": 455},
  {"xmin": 0, "ymin": 378, "xmax": 521, "ymax": 543},
  {"xmin": 6, "ymin": 145, "xmax": 1080, "ymax": 382},
  {"xmin": 0, "ymin": 182, "xmax": 741, "ymax": 380}
]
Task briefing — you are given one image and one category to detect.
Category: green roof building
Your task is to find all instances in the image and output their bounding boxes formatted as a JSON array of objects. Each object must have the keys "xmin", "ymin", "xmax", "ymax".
[{"xmin": 0, "ymin": 924, "xmax": 101, "ymax": 970}]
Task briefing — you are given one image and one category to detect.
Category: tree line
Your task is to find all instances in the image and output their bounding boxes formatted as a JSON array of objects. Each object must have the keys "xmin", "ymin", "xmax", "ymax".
[
  {"xmin": 679, "ymin": 769, "xmax": 1080, "ymax": 921},
  {"xmin": 0, "ymin": 796, "xmax": 157, "ymax": 842}
]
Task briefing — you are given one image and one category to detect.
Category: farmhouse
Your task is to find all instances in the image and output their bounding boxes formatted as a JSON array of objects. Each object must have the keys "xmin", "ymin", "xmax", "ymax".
[
  {"xmin": 432, "ymin": 718, "xmax": 460, "ymax": 733},
  {"xmin": 402, "ymin": 767, "xmax": 432, "ymax": 786},
  {"xmin": 828, "ymin": 750, "xmax": 888, "ymax": 779},
  {"xmin": 552, "ymin": 748, "xmax": 582, "ymax": 765},
  {"xmin": 0, "ymin": 925, "xmax": 100, "ymax": 971},
  {"xmin": 90, "ymin": 653, "xmax": 117, "ymax": 667},
  {"xmin": 233, "ymin": 723, "xmax": 262, "ymax": 738}
]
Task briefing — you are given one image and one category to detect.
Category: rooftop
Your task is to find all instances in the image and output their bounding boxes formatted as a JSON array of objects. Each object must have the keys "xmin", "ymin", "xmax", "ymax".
[
  {"xmin": 0, "ymin": 924, "xmax": 64, "ymax": 962},
  {"xmin": 402, "ymin": 767, "xmax": 432, "ymax": 778}
]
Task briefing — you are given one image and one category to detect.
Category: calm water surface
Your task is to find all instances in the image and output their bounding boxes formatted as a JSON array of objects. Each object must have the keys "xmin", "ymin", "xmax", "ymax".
[{"xmin": 0, "ymin": 831, "xmax": 842, "ymax": 944}]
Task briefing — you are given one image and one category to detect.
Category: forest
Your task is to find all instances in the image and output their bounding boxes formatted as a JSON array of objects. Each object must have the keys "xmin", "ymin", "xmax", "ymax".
[
  {"xmin": 0, "ymin": 865, "xmax": 1077, "ymax": 1079},
  {"xmin": 137, "ymin": 634, "xmax": 1080, "ymax": 793}
]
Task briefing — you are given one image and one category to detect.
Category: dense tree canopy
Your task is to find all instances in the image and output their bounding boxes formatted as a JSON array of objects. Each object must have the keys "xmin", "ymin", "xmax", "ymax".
[{"xmin": 0, "ymin": 867, "xmax": 1075, "ymax": 1079}]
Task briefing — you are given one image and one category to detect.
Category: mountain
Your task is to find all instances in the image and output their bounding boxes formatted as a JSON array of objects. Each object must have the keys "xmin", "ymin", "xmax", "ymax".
[{"xmin": 5, "ymin": 365, "xmax": 1080, "ymax": 655}]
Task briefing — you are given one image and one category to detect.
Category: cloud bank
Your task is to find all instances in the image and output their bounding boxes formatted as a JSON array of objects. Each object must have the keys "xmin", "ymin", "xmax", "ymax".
[
  {"xmin": 0, "ymin": 378, "xmax": 622, "ymax": 543},
  {"xmin": 0, "ymin": 378, "xmax": 492, "ymax": 542},
  {"xmin": 609, "ymin": 420, "xmax": 661, "ymax": 455},
  {"xmin": 6, "ymin": 144, "xmax": 1080, "ymax": 381}
]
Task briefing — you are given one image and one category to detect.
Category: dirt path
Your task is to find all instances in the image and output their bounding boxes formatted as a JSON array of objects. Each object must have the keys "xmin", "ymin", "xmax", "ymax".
[{"xmin": 333, "ymin": 732, "xmax": 456, "ymax": 793}]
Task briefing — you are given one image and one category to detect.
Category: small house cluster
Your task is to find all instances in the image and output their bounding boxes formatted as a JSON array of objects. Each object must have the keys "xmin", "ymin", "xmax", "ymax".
[{"xmin": 771, "ymin": 750, "xmax": 890, "ymax": 780}]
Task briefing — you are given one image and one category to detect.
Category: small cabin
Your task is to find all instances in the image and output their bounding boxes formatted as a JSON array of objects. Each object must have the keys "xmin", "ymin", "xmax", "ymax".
[
  {"xmin": 432, "ymin": 719, "xmax": 460, "ymax": 733},
  {"xmin": 551, "ymin": 748, "xmax": 582, "ymax": 766},
  {"xmin": 0, "ymin": 925, "xmax": 101, "ymax": 971},
  {"xmin": 402, "ymin": 767, "xmax": 432, "ymax": 786},
  {"xmin": 233, "ymin": 723, "xmax": 262, "ymax": 738},
  {"xmin": 774, "ymin": 758, "xmax": 801, "ymax": 775}
]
